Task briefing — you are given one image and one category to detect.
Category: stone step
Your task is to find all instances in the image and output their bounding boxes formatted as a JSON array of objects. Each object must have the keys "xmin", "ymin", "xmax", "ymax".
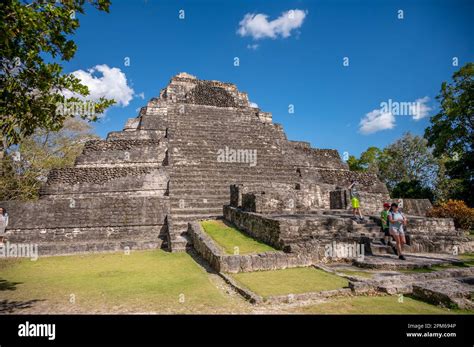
[
  {"xmin": 171, "ymin": 207, "xmax": 223, "ymax": 215},
  {"xmin": 29, "ymin": 239, "xmax": 163, "ymax": 256},
  {"xmin": 370, "ymin": 243, "xmax": 397, "ymax": 255},
  {"xmin": 171, "ymin": 168, "xmax": 295, "ymax": 178},
  {"xmin": 170, "ymin": 213, "xmax": 222, "ymax": 220},
  {"xmin": 171, "ymin": 203, "xmax": 225, "ymax": 210},
  {"xmin": 169, "ymin": 178, "xmax": 296, "ymax": 187},
  {"xmin": 168, "ymin": 235, "xmax": 189, "ymax": 252}
]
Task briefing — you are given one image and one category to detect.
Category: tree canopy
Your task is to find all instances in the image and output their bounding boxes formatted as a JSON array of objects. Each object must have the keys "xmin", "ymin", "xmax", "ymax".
[
  {"xmin": 0, "ymin": 117, "xmax": 98, "ymax": 201},
  {"xmin": 424, "ymin": 62, "xmax": 474, "ymax": 206},
  {"xmin": 0, "ymin": 0, "xmax": 114, "ymax": 151}
]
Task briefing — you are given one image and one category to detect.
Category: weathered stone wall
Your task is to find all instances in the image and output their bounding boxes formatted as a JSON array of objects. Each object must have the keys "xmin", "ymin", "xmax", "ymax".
[
  {"xmin": 232, "ymin": 183, "xmax": 386, "ymax": 216},
  {"xmin": 159, "ymin": 72, "xmax": 251, "ymax": 108},
  {"xmin": 223, "ymin": 205, "xmax": 283, "ymax": 249},
  {"xmin": 1, "ymin": 196, "xmax": 169, "ymax": 229},
  {"xmin": 357, "ymin": 191, "xmax": 392, "ymax": 215},
  {"xmin": 391, "ymin": 198, "xmax": 433, "ymax": 216},
  {"xmin": 40, "ymin": 168, "xmax": 168, "ymax": 195},
  {"xmin": 287, "ymin": 141, "xmax": 348, "ymax": 170},
  {"xmin": 232, "ymin": 183, "xmax": 325, "ymax": 214}
]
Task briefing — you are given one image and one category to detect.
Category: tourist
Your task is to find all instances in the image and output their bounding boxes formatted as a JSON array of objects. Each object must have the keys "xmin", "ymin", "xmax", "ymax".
[
  {"xmin": 348, "ymin": 180, "xmax": 363, "ymax": 220},
  {"xmin": 0, "ymin": 207, "xmax": 8, "ymax": 244},
  {"xmin": 380, "ymin": 203, "xmax": 391, "ymax": 245},
  {"xmin": 388, "ymin": 203, "xmax": 407, "ymax": 260}
]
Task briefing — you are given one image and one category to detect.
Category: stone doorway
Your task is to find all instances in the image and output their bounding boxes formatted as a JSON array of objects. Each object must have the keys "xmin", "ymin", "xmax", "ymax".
[{"xmin": 329, "ymin": 189, "xmax": 349, "ymax": 210}]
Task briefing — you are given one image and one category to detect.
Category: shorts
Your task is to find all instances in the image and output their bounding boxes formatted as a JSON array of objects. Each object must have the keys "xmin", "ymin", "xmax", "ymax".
[
  {"xmin": 382, "ymin": 227, "xmax": 390, "ymax": 236},
  {"xmin": 390, "ymin": 226, "xmax": 405, "ymax": 236},
  {"xmin": 351, "ymin": 197, "xmax": 360, "ymax": 209}
]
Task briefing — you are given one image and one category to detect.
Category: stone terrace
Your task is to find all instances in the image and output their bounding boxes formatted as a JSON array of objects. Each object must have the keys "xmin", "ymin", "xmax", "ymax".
[{"xmin": 1, "ymin": 72, "xmax": 470, "ymax": 256}]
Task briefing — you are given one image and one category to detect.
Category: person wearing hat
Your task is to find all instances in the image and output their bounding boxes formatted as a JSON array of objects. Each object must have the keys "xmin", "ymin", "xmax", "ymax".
[{"xmin": 380, "ymin": 203, "xmax": 391, "ymax": 245}]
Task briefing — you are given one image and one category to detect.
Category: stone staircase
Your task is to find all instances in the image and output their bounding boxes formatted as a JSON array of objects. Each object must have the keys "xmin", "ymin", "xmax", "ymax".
[
  {"xmin": 166, "ymin": 105, "xmax": 298, "ymax": 251},
  {"xmin": 322, "ymin": 210, "xmax": 401, "ymax": 255}
]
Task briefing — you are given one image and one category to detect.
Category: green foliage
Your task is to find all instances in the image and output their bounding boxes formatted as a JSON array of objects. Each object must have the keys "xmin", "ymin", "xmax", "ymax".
[
  {"xmin": 378, "ymin": 133, "xmax": 438, "ymax": 191},
  {"xmin": 0, "ymin": 0, "xmax": 114, "ymax": 149},
  {"xmin": 391, "ymin": 180, "xmax": 434, "ymax": 201},
  {"xmin": 0, "ymin": 117, "xmax": 98, "ymax": 201},
  {"xmin": 426, "ymin": 200, "xmax": 474, "ymax": 230},
  {"xmin": 347, "ymin": 147, "xmax": 382, "ymax": 173},
  {"xmin": 424, "ymin": 63, "xmax": 474, "ymax": 206},
  {"xmin": 348, "ymin": 133, "xmax": 437, "ymax": 200}
]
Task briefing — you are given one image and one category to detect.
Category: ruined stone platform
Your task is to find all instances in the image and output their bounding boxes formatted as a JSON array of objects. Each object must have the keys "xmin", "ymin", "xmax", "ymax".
[
  {"xmin": 353, "ymin": 253, "xmax": 463, "ymax": 270},
  {"xmin": 1, "ymin": 72, "xmax": 472, "ymax": 259}
]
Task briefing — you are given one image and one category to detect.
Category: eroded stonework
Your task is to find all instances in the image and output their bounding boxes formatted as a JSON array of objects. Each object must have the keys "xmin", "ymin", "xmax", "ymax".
[{"xmin": 1, "ymin": 73, "xmax": 470, "ymax": 256}]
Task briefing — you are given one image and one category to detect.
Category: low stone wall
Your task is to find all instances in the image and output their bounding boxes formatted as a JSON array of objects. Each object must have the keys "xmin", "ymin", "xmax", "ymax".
[
  {"xmin": 231, "ymin": 183, "xmax": 388, "ymax": 216},
  {"xmin": 188, "ymin": 221, "xmax": 318, "ymax": 273},
  {"xmin": 223, "ymin": 205, "xmax": 282, "ymax": 249}
]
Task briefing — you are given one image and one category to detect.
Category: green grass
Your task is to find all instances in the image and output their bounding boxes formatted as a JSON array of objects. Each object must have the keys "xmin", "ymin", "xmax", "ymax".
[
  {"xmin": 459, "ymin": 252, "xmax": 474, "ymax": 266},
  {"xmin": 200, "ymin": 220, "xmax": 276, "ymax": 255},
  {"xmin": 291, "ymin": 295, "xmax": 473, "ymax": 314},
  {"xmin": 1, "ymin": 250, "xmax": 470, "ymax": 314},
  {"xmin": 231, "ymin": 267, "xmax": 349, "ymax": 298},
  {"xmin": 0, "ymin": 250, "xmax": 247, "ymax": 314}
]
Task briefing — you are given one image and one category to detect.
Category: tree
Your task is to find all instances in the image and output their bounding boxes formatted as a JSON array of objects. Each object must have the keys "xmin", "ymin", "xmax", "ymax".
[
  {"xmin": 391, "ymin": 180, "xmax": 434, "ymax": 201},
  {"xmin": 348, "ymin": 133, "xmax": 438, "ymax": 200},
  {"xmin": 424, "ymin": 63, "xmax": 474, "ymax": 206},
  {"xmin": 347, "ymin": 147, "xmax": 382, "ymax": 173},
  {"xmin": 0, "ymin": 0, "xmax": 114, "ymax": 156},
  {"xmin": 0, "ymin": 117, "xmax": 98, "ymax": 201},
  {"xmin": 377, "ymin": 133, "xmax": 438, "ymax": 193}
]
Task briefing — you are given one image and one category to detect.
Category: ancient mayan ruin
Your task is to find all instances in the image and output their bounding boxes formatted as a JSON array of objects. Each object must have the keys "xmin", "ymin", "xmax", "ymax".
[{"xmin": 1, "ymin": 72, "xmax": 472, "ymax": 262}]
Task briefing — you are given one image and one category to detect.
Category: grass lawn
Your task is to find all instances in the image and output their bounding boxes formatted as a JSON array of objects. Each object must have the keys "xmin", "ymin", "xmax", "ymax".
[
  {"xmin": 291, "ymin": 295, "xmax": 473, "ymax": 314},
  {"xmin": 459, "ymin": 252, "xmax": 474, "ymax": 266},
  {"xmin": 231, "ymin": 267, "xmax": 349, "ymax": 298},
  {"xmin": 200, "ymin": 220, "xmax": 275, "ymax": 255},
  {"xmin": 1, "ymin": 249, "xmax": 470, "ymax": 314},
  {"xmin": 0, "ymin": 250, "xmax": 247, "ymax": 314}
]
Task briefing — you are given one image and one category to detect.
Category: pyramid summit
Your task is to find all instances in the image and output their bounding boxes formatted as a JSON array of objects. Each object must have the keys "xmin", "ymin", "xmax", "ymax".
[{"xmin": 1, "ymin": 74, "xmax": 470, "ymax": 256}]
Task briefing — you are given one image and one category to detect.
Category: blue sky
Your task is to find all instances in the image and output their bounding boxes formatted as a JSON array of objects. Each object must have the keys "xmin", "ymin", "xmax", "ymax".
[{"xmin": 64, "ymin": 0, "xmax": 473, "ymax": 157}]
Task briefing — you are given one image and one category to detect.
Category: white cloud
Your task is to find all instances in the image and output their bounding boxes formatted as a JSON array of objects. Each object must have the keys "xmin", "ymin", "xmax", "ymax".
[
  {"xmin": 136, "ymin": 92, "xmax": 145, "ymax": 100},
  {"xmin": 410, "ymin": 96, "xmax": 431, "ymax": 120},
  {"xmin": 247, "ymin": 43, "xmax": 259, "ymax": 50},
  {"xmin": 359, "ymin": 109, "xmax": 396, "ymax": 135},
  {"xmin": 237, "ymin": 9, "xmax": 307, "ymax": 40},
  {"xmin": 249, "ymin": 102, "xmax": 259, "ymax": 108},
  {"xmin": 64, "ymin": 64, "xmax": 134, "ymax": 106}
]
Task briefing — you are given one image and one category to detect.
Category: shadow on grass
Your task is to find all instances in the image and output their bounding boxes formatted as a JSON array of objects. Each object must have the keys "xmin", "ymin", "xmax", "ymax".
[
  {"xmin": 186, "ymin": 248, "xmax": 217, "ymax": 275},
  {"xmin": 0, "ymin": 278, "xmax": 22, "ymax": 291},
  {"xmin": 0, "ymin": 299, "xmax": 44, "ymax": 314}
]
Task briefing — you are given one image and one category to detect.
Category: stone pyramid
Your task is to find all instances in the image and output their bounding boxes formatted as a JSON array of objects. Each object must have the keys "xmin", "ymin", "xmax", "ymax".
[{"xmin": 1, "ymin": 73, "xmax": 391, "ymax": 254}]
